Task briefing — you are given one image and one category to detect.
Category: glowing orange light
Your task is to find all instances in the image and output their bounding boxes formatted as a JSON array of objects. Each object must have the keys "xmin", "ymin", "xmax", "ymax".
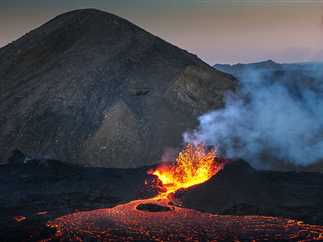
[{"xmin": 151, "ymin": 144, "xmax": 222, "ymax": 196}]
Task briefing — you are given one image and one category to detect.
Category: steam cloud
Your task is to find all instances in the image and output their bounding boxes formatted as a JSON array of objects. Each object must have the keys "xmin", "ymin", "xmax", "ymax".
[{"xmin": 184, "ymin": 63, "xmax": 323, "ymax": 168}]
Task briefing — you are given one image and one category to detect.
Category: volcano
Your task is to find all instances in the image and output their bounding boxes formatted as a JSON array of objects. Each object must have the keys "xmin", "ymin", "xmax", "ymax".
[
  {"xmin": 2, "ymin": 147, "xmax": 323, "ymax": 241},
  {"xmin": 0, "ymin": 9, "xmax": 236, "ymax": 168},
  {"xmin": 2, "ymin": 8, "xmax": 323, "ymax": 242}
]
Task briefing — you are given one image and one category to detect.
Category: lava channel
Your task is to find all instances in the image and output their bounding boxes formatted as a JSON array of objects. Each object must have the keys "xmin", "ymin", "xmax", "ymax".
[
  {"xmin": 43, "ymin": 144, "xmax": 323, "ymax": 241},
  {"xmin": 45, "ymin": 197, "xmax": 323, "ymax": 241}
]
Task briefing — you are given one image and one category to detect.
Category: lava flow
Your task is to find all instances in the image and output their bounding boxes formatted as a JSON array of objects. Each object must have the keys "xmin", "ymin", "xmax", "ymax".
[
  {"xmin": 43, "ymin": 144, "xmax": 323, "ymax": 241},
  {"xmin": 150, "ymin": 144, "xmax": 223, "ymax": 196}
]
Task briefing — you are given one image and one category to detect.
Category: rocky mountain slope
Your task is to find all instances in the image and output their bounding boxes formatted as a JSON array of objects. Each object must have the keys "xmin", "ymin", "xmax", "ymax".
[{"xmin": 0, "ymin": 9, "xmax": 237, "ymax": 167}]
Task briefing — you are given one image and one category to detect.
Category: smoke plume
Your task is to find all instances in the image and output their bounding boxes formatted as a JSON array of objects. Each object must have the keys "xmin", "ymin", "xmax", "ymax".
[{"xmin": 184, "ymin": 63, "xmax": 323, "ymax": 168}]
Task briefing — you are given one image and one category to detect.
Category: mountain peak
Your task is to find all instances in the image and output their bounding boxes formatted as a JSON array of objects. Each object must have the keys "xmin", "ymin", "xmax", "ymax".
[
  {"xmin": 0, "ymin": 9, "xmax": 237, "ymax": 168},
  {"xmin": 60, "ymin": 8, "xmax": 113, "ymax": 16},
  {"xmin": 1, "ymin": 8, "xmax": 148, "ymax": 55},
  {"xmin": 262, "ymin": 59, "xmax": 276, "ymax": 64},
  {"xmin": 47, "ymin": 8, "xmax": 129, "ymax": 27}
]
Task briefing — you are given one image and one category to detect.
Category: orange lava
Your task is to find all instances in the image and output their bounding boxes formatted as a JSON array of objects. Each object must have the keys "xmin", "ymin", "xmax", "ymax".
[
  {"xmin": 42, "ymin": 145, "xmax": 323, "ymax": 241},
  {"xmin": 46, "ymin": 197, "xmax": 323, "ymax": 241},
  {"xmin": 151, "ymin": 144, "xmax": 223, "ymax": 196}
]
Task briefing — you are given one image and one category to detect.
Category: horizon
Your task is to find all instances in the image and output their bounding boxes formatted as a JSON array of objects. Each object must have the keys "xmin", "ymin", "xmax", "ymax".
[{"xmin": 1, "ymin": 1, "xmax": 323, "ymax": 64}]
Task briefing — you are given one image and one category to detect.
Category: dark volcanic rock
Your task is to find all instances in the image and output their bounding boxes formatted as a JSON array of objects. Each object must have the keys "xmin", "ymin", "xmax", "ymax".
[
  {"xmin": 136, "ymin": 203, "xmax": 172, "ymax": 212},
  {"xmin": 0, "ymin": 159, "xmax": 157, "ymax": 241},
  {"xmin": 175, "ymin": 160, "xmax": 323, "ymax": 225},
  {"xmin": 0, "ymin": 160, "xmax": 156, "ymax": 212},
  {"xmin": 0, "ymin": 9, "xmax": 237, "ymax": 168},
  {"xmin": 7, "ymin": 149, "xmax": 28, "ymax": 164}
]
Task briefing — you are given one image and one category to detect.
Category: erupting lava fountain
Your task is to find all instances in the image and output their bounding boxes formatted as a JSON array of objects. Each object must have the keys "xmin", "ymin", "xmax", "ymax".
[
  {"xmin": 149, "ymin": 144, "xmax": 224, "ymax": 197},
  {"xmin": 44, "ymin": 144, "xmax": 323, "ymax": 242}
]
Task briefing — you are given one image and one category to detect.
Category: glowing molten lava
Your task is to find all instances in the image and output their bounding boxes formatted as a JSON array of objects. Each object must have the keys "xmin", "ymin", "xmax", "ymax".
[
  {"xmin": 151, "ymin": 144, "xmax": 222, "ymax": 195},
  {"xmin": 44, "ymin": 144, "xmax": 323, "ymax": 242}
]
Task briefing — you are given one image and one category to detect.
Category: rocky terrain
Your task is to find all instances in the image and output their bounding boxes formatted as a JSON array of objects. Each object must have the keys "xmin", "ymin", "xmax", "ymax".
[
  {"xmin": 45, "ymin": 196, "xmax": 323, "ymax": 242},
  {"xmin": 175, "ymin": 160, "xmax": 323, "ymax": 226},
  {"xmin": 0, "ymin": 9, "xmax": 237, "ymax": 168},
  {"xmin": 1, "ymin": 158, "xmax": 323, "ymax": 241},
  {"xmin": 0, "ymin": 156, "xmax": 157, "ymax": 241}
]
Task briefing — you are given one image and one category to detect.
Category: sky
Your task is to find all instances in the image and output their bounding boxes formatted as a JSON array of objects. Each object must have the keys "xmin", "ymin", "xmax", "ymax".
[{"xmin": 0, "ymin": 0, "xmax": 323, "ymax": 64}]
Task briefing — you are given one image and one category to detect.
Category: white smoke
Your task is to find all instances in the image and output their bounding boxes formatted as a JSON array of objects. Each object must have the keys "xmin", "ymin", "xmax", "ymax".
[{"xmin": 184, "ymin": 64, "xmax": 323, "ymax": 168}]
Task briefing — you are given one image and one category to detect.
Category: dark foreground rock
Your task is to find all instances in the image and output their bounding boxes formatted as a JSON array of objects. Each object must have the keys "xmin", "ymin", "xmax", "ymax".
[
  {"xmin": 175, "ymin": 160, "xmax": 323, "ymax": 226},
  {"xmin": 0, "ymin": 159, "xmax": 157, "ymax": 241},
  {"xmin": 136, "ymin": 203, "xmax": 172, "ymax": 212},
  {"xmin": 0, "ymin": 8, "xmax": 237, "ymax": 168},
  {"xmin": 2, "ymin": 159, "xmax": 323, "ymax": 241}
]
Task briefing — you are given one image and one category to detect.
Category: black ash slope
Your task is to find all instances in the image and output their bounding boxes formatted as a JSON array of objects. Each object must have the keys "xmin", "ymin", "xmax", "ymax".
[{"xmin": 0, "ymin": 9, "xmax": 237, "ymax": 168}]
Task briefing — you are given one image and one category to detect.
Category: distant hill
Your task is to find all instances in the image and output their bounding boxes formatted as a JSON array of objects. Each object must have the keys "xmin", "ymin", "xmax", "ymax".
[
  {"xmin": 215, "ymin": 59, "xmax": 323, "ymax": 73},
  {"xmin": 215, "ymin": 59, "xmax": 281, "ymax": 73},
  {"xmin": 214, "ymin": 60, "xmax": 323, "ymax": 94},
  {"xmin": 0, "ymin": 9, "xmax": 237, "ymax": 167}
]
